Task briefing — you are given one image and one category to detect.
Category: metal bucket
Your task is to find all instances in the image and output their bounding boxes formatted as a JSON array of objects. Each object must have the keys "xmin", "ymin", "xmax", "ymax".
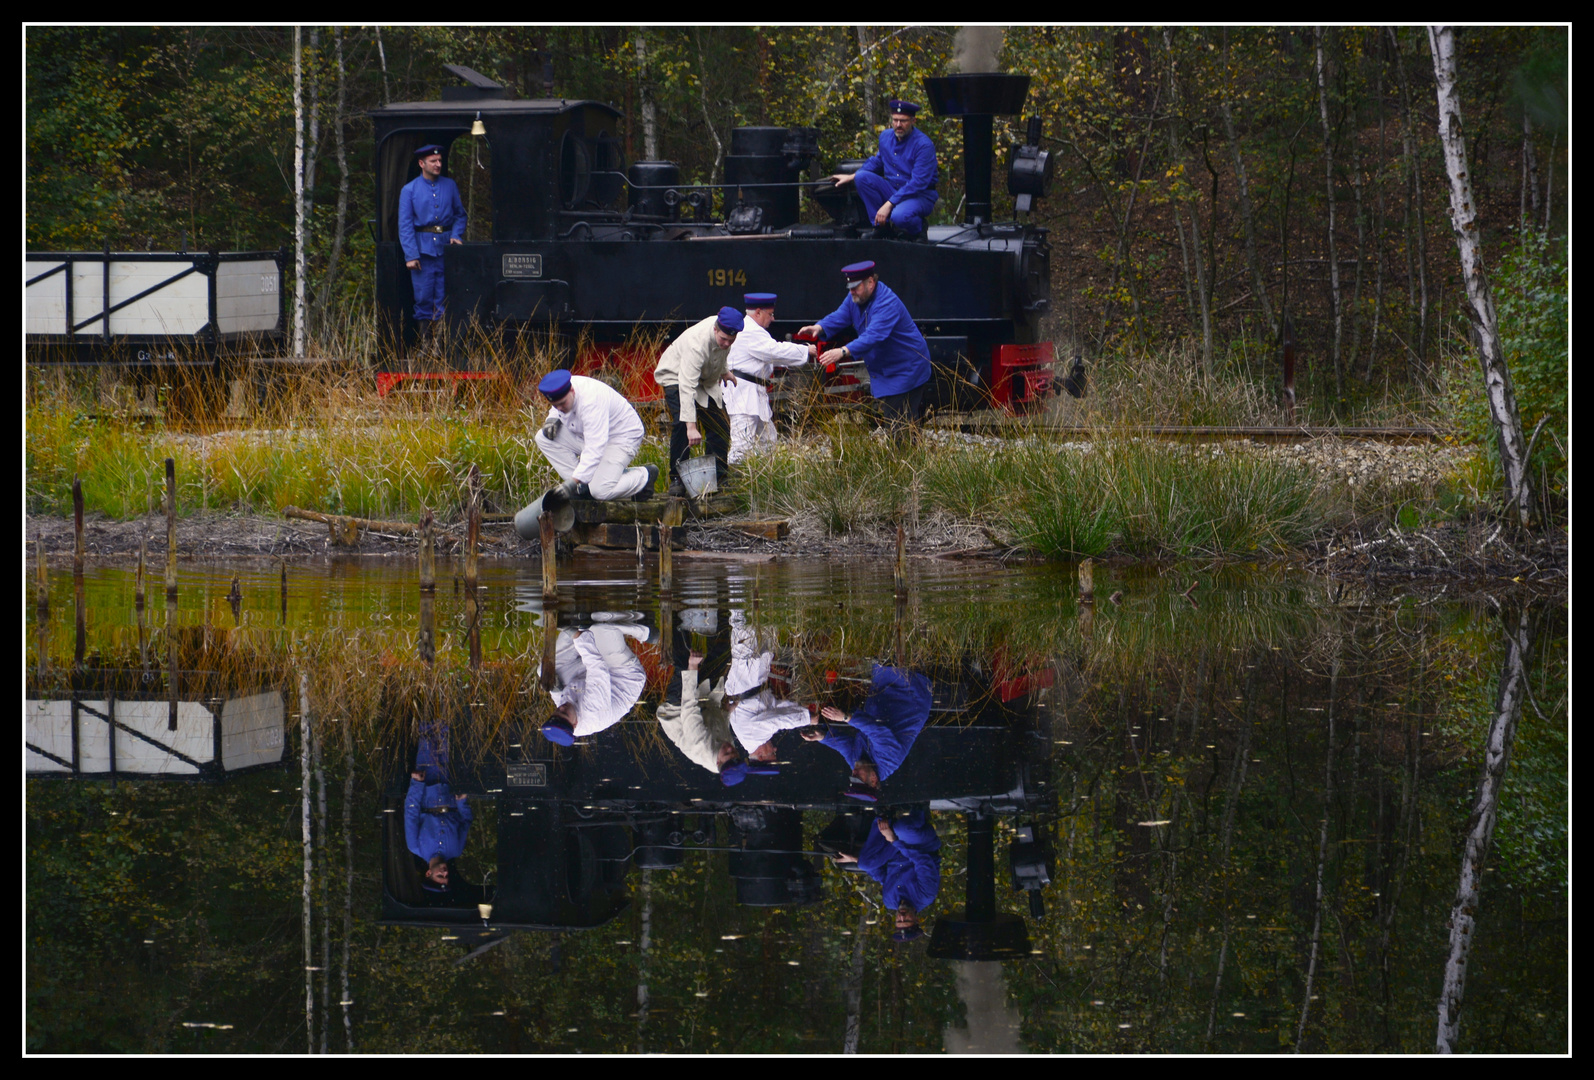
[
  {"xmin": 679, "ymin": 454, "xmax": 718, "ymax": 498},
  {"xmin": 513, "ymin": 487, "xmax": 576, "ymax": 539}
]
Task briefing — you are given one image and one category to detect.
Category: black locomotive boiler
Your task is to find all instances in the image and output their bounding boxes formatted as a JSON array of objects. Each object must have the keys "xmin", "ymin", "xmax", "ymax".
[{"xmin": 371, "ymin": 65, "xmax": 1057, "ymax": 412}]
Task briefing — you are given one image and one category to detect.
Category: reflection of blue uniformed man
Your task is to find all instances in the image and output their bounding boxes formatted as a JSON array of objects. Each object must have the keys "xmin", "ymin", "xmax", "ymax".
[
  {"xmin": 836, "ymin": 810, "xmax": 940, "ymax": 941},
  {"xmin": 397, "ymin": 144, "xmax": 466, "ymax": 326},
  {"xmin": 828, "ymin": 99, "xmax": 938, "ymax": 237},
  {"xmin": 802, "ymin": 665, "xmax": 932, "ymax": 801},
  {"xmin": 405, "ymin": 728, "xmax": 472, "ymax": 892}
]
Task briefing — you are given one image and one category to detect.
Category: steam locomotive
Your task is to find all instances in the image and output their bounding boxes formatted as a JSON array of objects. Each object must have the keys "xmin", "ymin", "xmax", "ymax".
[{"xmin": 371, "ymin": 65, "xmax": 1058, "ymax": 412}]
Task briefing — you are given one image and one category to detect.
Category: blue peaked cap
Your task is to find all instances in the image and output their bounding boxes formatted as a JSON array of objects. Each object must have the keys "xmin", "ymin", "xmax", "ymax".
[
  {"xmin": 842, "ymin": 261, "xmax": 876, "ymax": 284},
  {"xmin": 744, "ymin": 293, "xmax": 778, "ymax": 308},
  {"xmin": 541, "ymin": 718, "xmax": 576, "ymax": 746},
  {"xmin": 415, "ymin": 144, "xmax": 444, "ymax": 157},
  {"xmin": 888, "ymin": 99, "xmax": 920, "ymax": 116},
  {"xmin": 538, "ymin": 369, "xmax": 573, "ymax": 399},
  {"xmin": 716, "ymin": 307, "xmax": 745, "ymax": 333}
]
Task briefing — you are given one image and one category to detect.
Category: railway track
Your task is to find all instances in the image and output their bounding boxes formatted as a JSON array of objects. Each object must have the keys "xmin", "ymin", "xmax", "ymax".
[{"xmin": 926, "ymin": 416, "xmax": 1447, "ymax": 444}]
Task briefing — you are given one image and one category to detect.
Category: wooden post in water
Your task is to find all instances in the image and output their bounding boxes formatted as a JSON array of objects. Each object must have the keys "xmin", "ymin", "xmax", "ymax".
[
  {"xmin": 539, "ymin": 608, "xmax": 558, "ymax": 691},
  {"xmin": 659, "ymin": 497, "xmax": 684, "ymax": 596},
  {"xmin": 74, "ymin": 574, "xmax": 87, "ymax": 670},
  {"xmin": 72, "ymin": 475, "xmax": 85, "ymax": 576},
  {"xmin": 417, "ymin": 590, "xmax": 436, "ymax": 664},
  {"xmin": 465, "ymin": 467, "xmax": 480, "ymax": 595},
  {"xmin": 540, "ymin": 513, "xmax": 559, "ymax": 602},
  {"xmin": 418, "ymin": 509, "xmax": 436, "ymax": 592},
  {"xmin": 166, "ymin": 593, "xmax": 179, "ymax": 731},
  {"xmin": 280, "ymin": 561, "xmax": 288, "ymax": 624},
  {"xmin": 35, "ymin": 540, "xmax": 49, "ymax": 612},
  {"xmin": 164, "ymin": 458, "xmax": 178, "ymax": 596},
  {"xmin": 1078, "ymin": 558, "xmax": 1094, "ymax": 602},
  {"xmin": 135, "ymin": 538, "xmax": 147, "ymax": 608},
  {"xmin": 894, "ymin": 521, "xmax": 907, "ymax": 596}
]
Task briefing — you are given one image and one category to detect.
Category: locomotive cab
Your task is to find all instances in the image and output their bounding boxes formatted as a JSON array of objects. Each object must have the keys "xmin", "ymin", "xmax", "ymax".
[{"xmin": 371, "ymin": 66, "xmax": 1057, "ymax": 414}]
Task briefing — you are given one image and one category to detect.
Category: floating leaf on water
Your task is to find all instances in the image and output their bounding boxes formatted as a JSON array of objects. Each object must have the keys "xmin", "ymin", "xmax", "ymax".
[{"xmin": 1136, "ymin": 820, "xmax": 1171, "ymax": 826}]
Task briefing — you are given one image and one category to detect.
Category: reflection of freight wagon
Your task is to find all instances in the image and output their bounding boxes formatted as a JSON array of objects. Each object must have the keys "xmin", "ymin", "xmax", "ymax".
[
  {"xmin": 25, "ymin": 248, "xmax": 286, "ymax": 367},
  {"xmin": 370, "ymin": 66, "xmax": 1059, "ymax": 413},
  {"xmin": 25, "ymin": 687, "xmax": 286, "ymax": 781}
]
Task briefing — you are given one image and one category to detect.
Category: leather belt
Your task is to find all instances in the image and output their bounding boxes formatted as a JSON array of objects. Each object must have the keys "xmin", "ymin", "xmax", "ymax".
[
  {"xmin": 730, "ymin": 371, "xmax": 771, "ymax": 388},
  {"xmin": 418, "ymin": 225, "xmax": 449, "ymax": 233}
]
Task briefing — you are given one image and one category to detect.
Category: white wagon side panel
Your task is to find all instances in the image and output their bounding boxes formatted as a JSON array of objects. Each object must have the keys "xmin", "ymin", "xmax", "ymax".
[
  {"xmin": 216, "ymin": 260, "xmax": 280, "ymax": 333},
  {"xmin": 25, "ymin": 700, "xmax": 74, "ymax": 772},
  {"xmin": 24, "ymin": 262, "xmax": 67, "ymax": 336},
  {"xmin": 220, "ymin": 690, "xmax": 287, "ymax": 770}
]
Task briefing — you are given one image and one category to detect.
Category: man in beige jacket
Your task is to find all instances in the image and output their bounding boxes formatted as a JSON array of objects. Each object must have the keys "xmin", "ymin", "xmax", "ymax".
[{"xmin": 653, "ymin": 306, "xmax": 742, "ymax": 495}]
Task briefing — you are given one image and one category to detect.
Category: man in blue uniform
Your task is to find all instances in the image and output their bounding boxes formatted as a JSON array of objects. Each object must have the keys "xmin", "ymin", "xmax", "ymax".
[
  {"xmin": 397, "ymin": 144, "xmax": 467, "ymax": 336},
  {"xmin": 405, "ymin": 726, "xmax": 473, "ymax": 892},
  {"xmin": 801, "ymin": 664, "xmax": 933, "ymax": 801},
  {"xmin": 800, "ymin": 261, "xmax": 933, "ymax": 434},
  {"xmin": 829, "ymin": 99, "xmax": 938, "ymax": 237}
]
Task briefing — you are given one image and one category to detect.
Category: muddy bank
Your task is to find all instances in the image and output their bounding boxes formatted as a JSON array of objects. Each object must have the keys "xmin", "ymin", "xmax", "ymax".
[{"xmin": 23, "ymin": 501, "xmax": 1564, "ymax": 589}]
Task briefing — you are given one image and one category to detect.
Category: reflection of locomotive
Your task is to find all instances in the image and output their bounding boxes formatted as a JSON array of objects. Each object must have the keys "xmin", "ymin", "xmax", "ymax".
[{"xmin": 371, "ymin": 66, "xmax": 1057, "ymax": 412}]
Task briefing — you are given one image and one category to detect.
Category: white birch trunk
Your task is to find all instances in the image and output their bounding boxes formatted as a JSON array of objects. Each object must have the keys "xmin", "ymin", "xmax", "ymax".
[
  {"xmin": 1220, "ymin": 88, "xmax": 1276, "ymax": 338},
  {"xmin": 634, "ymin": 30, "xmax": 659, "ymax": 161},
  {"xmin": 1428, "ymin": 26, "xmax": 1535, "ymax": 528},
  {"xmin": 340, "ymin": 710, "xmax": 354, "ymax": 1052},
  {"xmin": 1294, "ymin": 656, "xmax": 1339, "ymax": 1052},
  {"xmin": 292, "ymin": 28, "xmax": 307, "ymax": 358},
  {"xmin": 375, "ymin": 26, "xmax": 390, "ymax": 106},
  {"xmin": 693, "ymin": 31, "xmax": 723, "ymax": 192},
  {"xmin": 319, "ymin": 27, "xmax": 349, "ymax": 312},
  {"xmin": 1436, "ymin": 605, "xmax": 1533, "ymax": 1052},
  {"xmin": 299, "ymin": 670, "xmax": 315, "ymax": 1052}
]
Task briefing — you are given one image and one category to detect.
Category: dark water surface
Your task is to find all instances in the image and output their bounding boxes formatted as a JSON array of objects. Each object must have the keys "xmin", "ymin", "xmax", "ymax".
[{"xmin": 25, "ymin": 556, "xmax": 1567, "ymax": 1053}]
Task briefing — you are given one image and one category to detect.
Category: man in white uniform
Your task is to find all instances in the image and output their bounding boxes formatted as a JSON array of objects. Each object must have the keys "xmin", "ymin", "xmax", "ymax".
[
  {"xmin": 723, "ymin": 293, "xmax": 816, "ymax": 464},
  {"xmin": 533, "ymin": 369, "xmax": 657, "ymax": 501},
  {"xmin": 540, "ymin": 619, "xmax": 651, "ymax": 746}
]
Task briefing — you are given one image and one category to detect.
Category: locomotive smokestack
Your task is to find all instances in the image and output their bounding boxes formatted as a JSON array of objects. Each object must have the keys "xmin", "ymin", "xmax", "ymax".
[{"xmin": 924, "ymin": 66, "xmax": 1029, "ymax": 227}]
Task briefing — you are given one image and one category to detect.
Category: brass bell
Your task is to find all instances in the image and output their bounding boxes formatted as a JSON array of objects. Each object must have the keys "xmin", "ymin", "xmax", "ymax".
[{"xmin": 470, "ymin": 113, "xmax": 486, "ymax": 137}]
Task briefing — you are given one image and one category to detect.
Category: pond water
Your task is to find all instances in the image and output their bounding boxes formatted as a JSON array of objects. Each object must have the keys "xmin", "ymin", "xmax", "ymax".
[{"xmin": 25, "ymin": 555, "xmax": 1567, "ymax": 1054}]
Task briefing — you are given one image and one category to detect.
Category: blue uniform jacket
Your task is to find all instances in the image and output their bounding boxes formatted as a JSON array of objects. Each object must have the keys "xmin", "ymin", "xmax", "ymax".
[
  {"xmin": 818, "ymin": 665, "xmax": 933, "ymax": 780},
  {"xmin": 398, "ymin": 175, "xmax": 467, "ymax": 262},
  {"xmin": 860, "ymin": 126, "xmax": 939, "ymax": 207},
  {"xmin": 858, "ymin": 809, "xmax": 942, "ymax": 912},
  {"xmin": 405, "ymin": 777, "xmax": 474, "ymax": 862},
  {"xmin": 817, "ymin": 280, "xmax": 932, "ymax": 398}
]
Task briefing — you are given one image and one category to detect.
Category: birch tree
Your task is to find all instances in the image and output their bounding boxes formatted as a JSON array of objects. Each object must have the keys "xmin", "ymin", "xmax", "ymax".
[
  {"xmin": 1428, "ymin": 26, "xmax": 1535, "ymax": 529},
  {"xmin": 292, "ymin": 27, "xmax": 306, "ymax": 358},
  {"xmin": 1436, "ymin": 605, "xmax": 1535, "ymax": 1052},
  {"xmin": 1317, "ymin": 30, "xmax": 1345, "ymax": 403}
]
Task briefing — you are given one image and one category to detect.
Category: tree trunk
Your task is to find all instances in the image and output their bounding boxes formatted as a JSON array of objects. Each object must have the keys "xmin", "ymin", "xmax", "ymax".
[
  {"xmin": 1220, "ymin": 32, "xmax": 1276, "ymax": 339},
  {"xmin": 1294, "ymin": 655, "xmax": 1340, "ymax": 1052},
  {"xmin": 1436, "ymin": 605, "xmax": 1534, "ymax": 1052},
  {"xmin": 1391, "ymin": 29, "xmax": 1430, "ymax": 385},
  {"xmin": 292, "ymin": 28, "xmax": 307, "ymax": 358},
  {"xmin": 340, "ymin": 708, "xmax": 354, "ymax": 1053},
  {"xmin": 843, "ymin": 906, "xmax": 869, "ymax": 1052},
  {"xmin": 1428, "ymin": 25, "xmax": 1536, "ymax": 529},
  {"xmin": 1164, "ymin": 30, "xmax": 1211, "ymax": 372},
  {"xmin": 1367, "ymin": 58, "xmax": 1388, "ymax": 381},
  {"xmin": 375, "ymin": 26, "xmax": 390, "ymax": 106},
  {"xmin": 856, "ymin": 26, "xmax": 878, "ymax": 130},
  {"xmin": 299, "ymin": 670, "xmax": 315, "ymax": 1053},
  {"xmin": 1540, "ymin": 130, "xmax": 1556, "ymax": 233},
  {"xmin": 314, "ymin": 715, "xmax": 330, "ymax": 1054},
  {"xmin": 1520, "ymin": 112, "xmax": 1538, "ymax": 230},
  {"xmin": 319, "ymin": 27, "xmax": 350, "ymax": 313},
  {"xmin": 635, "ymin": 30, "xmax": 659, "ymax": 161},
  {"xmin": 693, "ymin": 30, "xmax": 724, "ymax": 192},
  {"xmin": 1317, "ymin": 31, "xmax": 1345, "ymax": 404},
  {"xmin": 636, "ymin": 868, "xmax": 651, "ymax": 1053}
]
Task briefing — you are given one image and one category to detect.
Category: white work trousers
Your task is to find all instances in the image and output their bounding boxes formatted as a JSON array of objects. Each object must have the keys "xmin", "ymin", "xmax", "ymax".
[
  {"xmin": 727, "ymin": 414, "xmax": 778, "ymax": 464},
  {"xmin": 535, "ymin": 424, "xmax": 650, "ymax": 500}
]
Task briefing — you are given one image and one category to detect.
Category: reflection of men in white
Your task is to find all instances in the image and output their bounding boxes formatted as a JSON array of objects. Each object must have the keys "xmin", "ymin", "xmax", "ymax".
[
  {"xmin": 725, "ymin": 611, "xmax": 809, "ymax": 763},
  {"xmin": 534, "ymin": 370, "xmax": 658, "ymax": 502},
  {"xmin": 724, "ymin": 293, "xmax": 816, "ymax": 464},
  {"xmin": 656, "ymin": 649, "xmax": 743, "ymax": 781},
  {"xmin": 540, "ymin": 620, "xmax": 651, "ymax": 746}
]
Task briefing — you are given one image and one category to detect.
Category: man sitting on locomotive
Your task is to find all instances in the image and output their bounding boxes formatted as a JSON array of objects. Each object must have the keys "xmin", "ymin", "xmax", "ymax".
[
  {"xmin": 799, "ymin": 261, "xmax": 933, "ymax": 436},
  {"xmin": 397, "ymin": 144, "xmax": 466, "ymax": 340},
  {"xmin": 724, "ymin": 293, "xmax": 817, "ymax": 464},
  {"xmin": 828, "ymin": 98, "xmax": 938, "ymax": 238},
  {"xmin": 534, "ymin": 369, "xmax": 659, "ymax": 503},
  {"xmin": 653, "ymin": 307, "xmax": 742, "ymax": 495}
]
